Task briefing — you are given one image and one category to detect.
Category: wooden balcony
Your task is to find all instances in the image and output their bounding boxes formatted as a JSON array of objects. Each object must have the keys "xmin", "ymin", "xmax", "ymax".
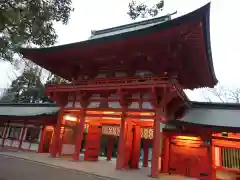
[{"xmin": 45, "ymin": 76, "xmax": 181, "ymax": 92}]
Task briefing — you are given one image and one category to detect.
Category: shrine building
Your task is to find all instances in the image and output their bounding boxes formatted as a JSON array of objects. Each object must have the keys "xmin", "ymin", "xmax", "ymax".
[
  {"xmin": 0, "ymin": 2, "xmax": 237, "ymax": 180},
  {"xmin": 0, "ymin": 102, "xmax": 240, "ymax": 179}
]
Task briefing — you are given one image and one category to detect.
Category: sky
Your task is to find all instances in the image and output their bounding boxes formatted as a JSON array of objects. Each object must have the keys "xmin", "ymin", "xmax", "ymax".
[{"xmin": 0, "ymin": 0, "xmax": 240, "ymax": 101}]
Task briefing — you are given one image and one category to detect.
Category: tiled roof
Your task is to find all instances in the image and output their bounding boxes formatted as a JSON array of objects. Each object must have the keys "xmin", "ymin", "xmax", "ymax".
[
  {"xmin": 0, "ymin": 103, "xmax": 59, "ymax": 116},
  {"xmin": 89, "ymin": 14, "xmax": 172, "ymax": 39},
  {"xmin": 178, "ymin": 101, "xmax": 240, "ymax": 128}
]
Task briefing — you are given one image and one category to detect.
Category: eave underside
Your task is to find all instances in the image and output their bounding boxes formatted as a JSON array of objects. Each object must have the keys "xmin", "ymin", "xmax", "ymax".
[{"xmin": 20, "ymin": 3, "xmax": 217, "ymax": 89}]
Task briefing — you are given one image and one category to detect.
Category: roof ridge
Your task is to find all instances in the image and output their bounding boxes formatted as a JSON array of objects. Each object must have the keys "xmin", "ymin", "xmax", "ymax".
[
  {"xmin": 189, "ymin": 101, "xmax": 240, "ymax": 109},
  {"xmin": 90, "ymin": 12, "xmax": 176, "ymax": 38}
]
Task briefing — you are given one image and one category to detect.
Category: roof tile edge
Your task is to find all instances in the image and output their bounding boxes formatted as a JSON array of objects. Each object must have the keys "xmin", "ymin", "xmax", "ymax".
[{"xmin": 89, "ymin": 13, "xmax": 173, "ymax": 39}]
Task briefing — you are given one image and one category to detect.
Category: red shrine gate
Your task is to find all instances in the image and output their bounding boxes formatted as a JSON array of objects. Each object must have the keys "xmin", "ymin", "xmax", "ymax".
[
  {"xmin": 20, "ymin": 3, "xmax": 217, "ymax": 179},
  {"xmin": 45, "ymin": 76, "xmax": 186, "ymax": 174}
]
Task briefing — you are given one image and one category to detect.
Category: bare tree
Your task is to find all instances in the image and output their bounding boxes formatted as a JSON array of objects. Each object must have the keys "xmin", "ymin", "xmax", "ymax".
[{"xmin": 203, "ymin": 86, "xmax": 240, "ymax": 103}]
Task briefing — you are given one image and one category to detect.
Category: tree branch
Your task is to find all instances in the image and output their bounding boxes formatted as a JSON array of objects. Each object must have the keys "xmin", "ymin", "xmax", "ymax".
[{"xmin": 127, "ymin": 0, "xmax": 164, "ymax": 20}]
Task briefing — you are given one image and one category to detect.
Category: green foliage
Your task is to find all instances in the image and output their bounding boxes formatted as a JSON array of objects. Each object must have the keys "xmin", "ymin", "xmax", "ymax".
[
  {"xmin": 0, "ymin": 64, "xmax": 68, "ymax": 103},
  {"xmin": 0, "ymin": 0, "xmax": 73, "ymax": 62},
  {"xmin": 1, "ymin": 68, "xmax": 49, "ymax": 103},
  {"xmin": 128, "ymin": 0, "xmax": 164, "ymax": 20},
  {"xmin": 46, "ymin": 73, "xmax": 69, "ymax": 84}
]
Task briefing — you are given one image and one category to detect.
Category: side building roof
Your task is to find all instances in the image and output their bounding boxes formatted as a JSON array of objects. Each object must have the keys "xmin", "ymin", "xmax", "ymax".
[
  {"xmin": 0, "ymin": 103, "xmax": 59, "ymax": 117},
  {"xmin": 176, "ymin": 101, "xmax": 240, "ymax": 129},
  {"xmin": 1, "ymin": 101, "xmax": 240, "ymax": 131}
]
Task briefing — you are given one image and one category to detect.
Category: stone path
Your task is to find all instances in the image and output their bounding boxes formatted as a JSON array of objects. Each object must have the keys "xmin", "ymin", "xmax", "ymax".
[
  {"xmin": 0, "ymin": 151, "xmax": 197, "ymax": 180},
  {"xmin": 0, "ymin": 155, "xmax": 109, "ymax": 180}
]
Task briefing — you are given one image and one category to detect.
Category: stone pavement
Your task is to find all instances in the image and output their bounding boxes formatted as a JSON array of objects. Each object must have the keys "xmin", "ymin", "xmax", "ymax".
[
  {"xmin": 0, "ymin": 151, "xmax": 197, "ymax": 180},
  {"xmin": 0, "ymin": 155, "xmax": 105, "ymax": 180}
]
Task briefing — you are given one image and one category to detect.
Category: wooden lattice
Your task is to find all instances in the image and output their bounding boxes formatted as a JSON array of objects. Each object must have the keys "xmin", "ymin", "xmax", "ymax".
[
  {"xmin": 102, "ymin": 126, "xmax": 120, "ymax": 136},
  {"xmin": 101, "ymin": 125, "xmax": 153, "ymax": 139},
  {"xmin": 140, "ymin": 128, "xmax": 153, "ymax": 139}
]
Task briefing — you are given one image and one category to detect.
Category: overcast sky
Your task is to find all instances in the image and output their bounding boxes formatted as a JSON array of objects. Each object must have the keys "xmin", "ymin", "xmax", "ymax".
[{"xmin": 0, "ymin": 0, "xmax": 239, "ymax": 101}]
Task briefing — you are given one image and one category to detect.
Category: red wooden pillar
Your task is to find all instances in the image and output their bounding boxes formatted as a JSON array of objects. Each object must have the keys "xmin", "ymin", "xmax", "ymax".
[
  {"xmin": 50, "ymin": 108, "xmax": 64, "ymax": 158},
  {"xmin": 130, "ymin": 125, "xmax": 141, "ymax": 169},
  {"xmin": 2, "ymin": 122, "xmax": 9, "ymax": 147},
  {"xmin": 151, "ymin": 107, "xmax": 162, "ymax": 177},
  {"xmin": 38, "ymin": 126, "xmax": 46, "ymax": 153},
  {"xmin": 107, "ymin": 135, "xmax": 115, "ymax": 161},
  {"xmin": 210, "ymin": 139, "xmax": 216, "ymax": 180},
  {"xmin": 162, "ymin": 134, "xmax": 170, "ymax": 173},
  {"xmin": 73, "ymin": 109, "xmax": 86, "ymax": 161},
  {"xmin": 18, "ymin": 123, "xmax": 26, "ymax": 149},
  {"xmin": 84, "ymin": 123, "xmax": 102, "ymax": 161},
  {"xmin": 59, "ymin": 126, "xmax": 67, "ymax": 156},
  {"xmin": 116, "ymin": 109, "xmax": 127, "ymax": 169},
  {"xmin": 123, "ymin": 119, "xmax": 133, "ymax": 169},
  {"xmin": 143, "ymin": 139, "xmax": 149, "ymax": 167},
  {"xmin": 49, "ymin": 127, "xmax": 55, "ymax": 154}
]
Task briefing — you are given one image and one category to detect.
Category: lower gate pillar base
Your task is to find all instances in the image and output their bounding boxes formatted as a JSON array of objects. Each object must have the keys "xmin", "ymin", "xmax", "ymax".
[{"xmin": 84, "ymin": 125, "xmax": 101, "ymax": 161}]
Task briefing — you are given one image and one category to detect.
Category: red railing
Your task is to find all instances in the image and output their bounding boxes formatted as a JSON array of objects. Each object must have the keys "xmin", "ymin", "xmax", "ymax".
[{"xmin": 46, "ymin": 76, "xmax": 180, "ymax": 92}]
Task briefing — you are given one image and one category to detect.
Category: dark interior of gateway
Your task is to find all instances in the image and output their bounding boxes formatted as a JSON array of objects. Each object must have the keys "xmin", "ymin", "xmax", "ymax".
[{"xmin": 42, "ymin": 129, "xmax": 53, "ymax": 153}]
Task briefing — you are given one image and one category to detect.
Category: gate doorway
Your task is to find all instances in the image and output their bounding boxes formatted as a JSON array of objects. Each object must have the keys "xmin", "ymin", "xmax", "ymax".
[
  {"xmin": 42, "ymin": 126, "xmax": 54, "ymax": 153},
  {"xmin": 60, "ymin": 127, "xmax": 76, "ymax": 156}
]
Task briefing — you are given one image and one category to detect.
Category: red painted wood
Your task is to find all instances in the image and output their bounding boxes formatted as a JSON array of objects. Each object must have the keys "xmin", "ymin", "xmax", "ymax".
[
  {"xmin": 66, "ymin": 107, "xmax": 155, "ymax": 113},
  {"xmin": 123, "ymin": 119, "xmax": 133, "ymax": 169},
  {"xmin": 47, "ymin": 76, "xmax": 169, "ymax": 90},
  {"xmin": 84, "ymin": 125, "xmax": 102, "ymax": 161},
  {"xmin": 116, "ymin": 112, "xmax": 126, "ymax": 169},
  {"xmin": 46, "ymin": 77, "xmax": 174, "ymax": 92},
  {"xmin": 210, "ymin": 141, "xmax": 216, "ymax": 180},
  {"xmin": 106, "ymin": 135, "xmax": 114, "ymax": 161},
  {"xmin": 30, "ymin": 14, "xmax": 212, "ymax": 89},
  {"xmin": 58, "ymin": 127, "xmax": 65, "ymax": 156},
  {"xmin": 50, "ymin": 108, "xmax": 64, "ymax": 158},
  {"xmin": 77, "ymin": 113, "xmax": 155, "ymax": 120},
  {"xmin": 162, "ymin": 135, "xmax": 170, "ymax": 173},
  {"xmin": 73, "ymin": 110, "xmax": 86, "ymax": 161},
  {"xmin": 49, "ymin": 127, "xmax": 55, "ymax": 155},
  {"xmin": 2, "ymin": 122, "xmax": 9, "ymax": 147},
  {"xmin": 219, "ymin": 148, "xmax": 223, "ymax": 167},
  {"xmin": 169, "ymin": 145, "xmax": 189, "ymax": 176},
  {"xmin": 151, "ymin": 109, "xmax": 162, "ymax": 177},
  {"xmin": 169, "ymin": 143, "xmax": 211, "ymax": 180},
  {"xmin": 38, "ymin": 127, "xmax": 46, "ymax": 153},
  {"xmin": 130, "ymin": 126, "xmax": 141, "ymax": 169},
  {"xmin": 18, "ymin": 124, "xmax": 26, "ymax": 149},
  {"xmin": 143, "ymin": 139, "xmax": 149, "ymax": 167}
]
